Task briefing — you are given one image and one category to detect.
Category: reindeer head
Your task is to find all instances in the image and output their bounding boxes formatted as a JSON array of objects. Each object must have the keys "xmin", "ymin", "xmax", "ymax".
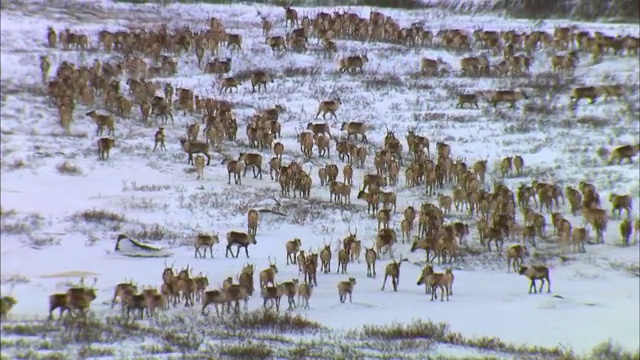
[{"xmin": 267, "ymin": 256, "xmax": 278, "ymax": 273}]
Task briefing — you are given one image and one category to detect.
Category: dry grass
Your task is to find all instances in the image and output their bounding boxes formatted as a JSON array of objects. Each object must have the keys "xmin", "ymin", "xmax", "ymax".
[
  {"xmin": 56, "ymin": 161, "xmax": 82, "ymax": 175},
  {"xmin": 75, "ymin": 209, "xmax": 127, "ymax": 223},
  {"xmin": 2, "ymin": 311, "xmax": 634, "ymax": 359},
  {"xmin": 218, "ymin": 341, "xmax": 274, "ymax": 359}
]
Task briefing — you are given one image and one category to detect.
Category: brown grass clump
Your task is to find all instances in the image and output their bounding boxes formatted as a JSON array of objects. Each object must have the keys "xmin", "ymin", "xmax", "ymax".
[
  {"xmin": 362, "ymin": 320, "xmax": 449, "ymax": 340},
  {"xmin": 576, "ymin": 116, "xmax": 610, "ymax": 128},
  {"xmin": 76, "ymin": 209, "xmax": 126, "ymax": 223},
  {"xmin": 231, "ymin": 310, "xmax": 323, "ymax": 333},
  {"xmin": 218, "ymin": 341, "xmax": 274, "ymax": 359},
  {"xmin": 56, "ymin": 161, "xmax": 82, "ymax": 175}
]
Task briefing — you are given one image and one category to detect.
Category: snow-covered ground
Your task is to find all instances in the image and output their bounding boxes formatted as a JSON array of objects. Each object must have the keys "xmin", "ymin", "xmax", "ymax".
[{"xmin": 1, "ymin": 1, "xmax": 639, "ymax": 358}]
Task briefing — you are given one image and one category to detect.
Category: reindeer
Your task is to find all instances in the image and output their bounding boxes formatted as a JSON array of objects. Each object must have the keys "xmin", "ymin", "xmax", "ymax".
[
  {"xmin": 297, "ymin": 283, "xmax": 312, "ymax": 309},
  {"xmin": 381, "ymin": 255, "xmax": 408, "ymax": 292},
  {"xmin": 304, "ymin": 252, "xmax": 319, "ymax": 286},
  {"xmin": 247, "ymin": 209, "xmax": 259, "ymax": 235},
  {"xmin": 179, "ymin": 138, "xmax": 211, "ymax": 166},
  {"xmin": 284, "ymin": 6, "xmax": 299, "ymax": 28},
  {"xmin": 225, "ymin": 231, "xmax": 257, "ymax": 258},
  {"xmin": 336, "ymin": 243, "xmax": 349, "ymax": 274},
  {"xmin": 176, "ymin": 265, "xmax": 197, "ymax": 307},
  {"xmin": 319, "ymin": 242, "xmax": 332, "ymax": 274},
  {"xmin": 518, "ymin": 266, "xmax": 551, "ymax": 294},
  {"xmin": 86, "ymin": 110, "xmax": 115, "ymax": 137},
  {"xmin": 222, "ymin": 158, "xmax": 244, "ymax": 185},
  {"xmin": 338, "ymin": 55, "xmax": 369, "ymax": 73},
  {"xmin": 364, "ymin": 246, "xmax": 378, "ymax": 278},
  {"xmin": 259, "ymin": 256, "xmax": 279, "ymax": 289},
  {"xmin": 239, "ymin": 153, "xmax": 263, "ymax": 179},
  {"xmin": 261, "ymin": 285, "xmax": 282, "ymax": 312},
  {"xmin": 201, "ymin": 289, "xmax": 228, "ymax": 317},
  {"xmin": 110, "ymin": 278, "xmax": 137, "ymax": 310},
  {"xmin": 279, "ymin": 279, "xmax": 299, "ymax": 310},
  {"xmin": 337, "ymin": 277, "xmax": 357, "ymax": 303},
  {"xmin": 315, "ymin": 98, "xmax": 341, "ymax": 120},
  {"xmin": 286, "ymin": 238, "xmax": 302, "ymax": 265},
  {"xmin": 153, "ymin": 127, "xmax": 166, "ymax": 151},
  {"xmin": 194, "ymin": 233, "xmax": 219, "ymax": 258},
  {"xmin": 98, "ymin": 138, "xmax": 115, "ymax": 160},
  {"xmin": 251, "ymin": 71, "xmax": 273, "ymax": 93},
  {"xmin": 49, "ymin": 278, "xmax": 98, "ymax": 320}
]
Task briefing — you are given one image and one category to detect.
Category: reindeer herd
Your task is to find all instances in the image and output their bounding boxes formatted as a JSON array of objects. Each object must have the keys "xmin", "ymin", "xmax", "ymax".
[{"xmin": 2, "ymin": 4, "xmax": 639, "ymax": 322}]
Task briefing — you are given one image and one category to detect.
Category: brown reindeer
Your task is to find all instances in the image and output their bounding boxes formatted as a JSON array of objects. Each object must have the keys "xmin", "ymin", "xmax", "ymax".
[{"xmin": 381, "ymin": 255, "xmax": 408, "ymax": 292}]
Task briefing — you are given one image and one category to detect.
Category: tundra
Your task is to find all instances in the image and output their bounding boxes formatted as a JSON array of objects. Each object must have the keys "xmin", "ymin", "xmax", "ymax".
[
  {"xmin": 179, "ymin": 138, "xmax": 211, "ymax": 166},
  {"xmin": 315, "ymin": 98, "xmax": 341, "ymax": 120},
  {"xmin": 225, "ymin": 231, "xmax": 257, "ymax": 258},
  {"xmin": 194, "ymin": 233, "xmax": 219, "ymax": 258}
]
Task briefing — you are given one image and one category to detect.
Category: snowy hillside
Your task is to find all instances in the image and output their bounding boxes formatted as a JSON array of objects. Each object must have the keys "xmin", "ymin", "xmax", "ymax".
[{"xmin": 1, "ymin": 1, "xmax": 638, "ymax": 358}]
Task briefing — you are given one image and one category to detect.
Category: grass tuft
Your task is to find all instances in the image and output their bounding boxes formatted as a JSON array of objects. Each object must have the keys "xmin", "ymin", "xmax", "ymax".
[
  {"xmin": 218, "ymin": 341, "xmax": 274, "ymax": 358},
  {"xmin": 56, "ymin": 161, "xmax": 82, "ymax": 175},
  {"xmin": 75, "ymin": 209, "xmax": 126, "ymax": 223}
]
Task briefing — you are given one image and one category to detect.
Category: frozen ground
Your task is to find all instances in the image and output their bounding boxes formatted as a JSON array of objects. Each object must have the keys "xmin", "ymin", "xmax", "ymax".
[{"xmin": 1, "ymin": 1, "xmax": 639, "ymax": 359}]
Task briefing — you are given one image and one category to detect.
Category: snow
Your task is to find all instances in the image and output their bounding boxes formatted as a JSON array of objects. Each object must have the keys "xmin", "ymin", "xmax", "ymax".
[{"xmin": 1, "ymin": 0, "xmax": 638, "ymax": 358}]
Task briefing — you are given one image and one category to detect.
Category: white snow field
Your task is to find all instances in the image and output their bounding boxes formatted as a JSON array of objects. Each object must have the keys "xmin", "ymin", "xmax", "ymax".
[{"xmin": 1, "ymin": 1, "xmax": 639, "ymax": 359}]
